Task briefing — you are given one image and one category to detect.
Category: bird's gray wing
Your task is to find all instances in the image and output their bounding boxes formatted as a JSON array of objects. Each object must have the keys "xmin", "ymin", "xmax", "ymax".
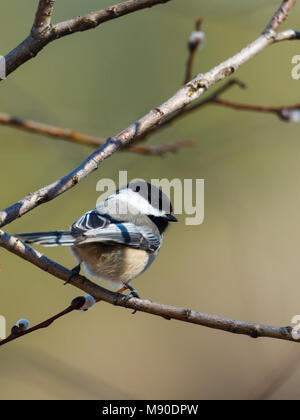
[
  {"xmin": 71, "ymin": 211, "xmax": 160, "ymax": 251},
  {"xmin": 71, "ymin": 210, "xmax": 110, "ymax": 235}
]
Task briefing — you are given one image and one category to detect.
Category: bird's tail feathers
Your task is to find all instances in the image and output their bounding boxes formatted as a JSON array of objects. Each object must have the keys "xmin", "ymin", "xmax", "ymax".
[{"xmin": 15, "ymin": 231, "xmax": 75, "ymax": 247}]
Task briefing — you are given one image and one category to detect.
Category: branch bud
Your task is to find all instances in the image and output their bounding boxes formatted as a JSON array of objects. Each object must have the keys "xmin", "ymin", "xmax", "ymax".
[
  {"xmin": 72, "ymin": 295, "xmax": 96, "ymax": 312},
  {"xmin": 16, "ymin": 318, "xmax": 29, "ymax": 330},
  {"xmin": 279, "ymin": 109, "xmax": 300, "ymax": 122},
  {"xmin": 188, "ymin": 18, "xmax": 205, "ymax": 51},
  {"xmin": 11, "ymin": 318, "xmax": 29, "ymax": 334},
  {"xmin": 188, "ymin": 31, "xmax": 205, "ymax": 51}
]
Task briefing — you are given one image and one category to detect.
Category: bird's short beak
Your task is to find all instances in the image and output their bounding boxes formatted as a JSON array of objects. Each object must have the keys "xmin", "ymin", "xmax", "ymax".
[{"xmin": 166, "ymin": 214, "xmax": 178, "ymax": 222}]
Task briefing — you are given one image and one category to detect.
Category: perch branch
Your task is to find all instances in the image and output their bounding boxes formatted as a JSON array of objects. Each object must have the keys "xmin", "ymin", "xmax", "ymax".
[
  {"xmin": 0, "ymin": 0, "xmax": 297, "ymax": 229},
  {"xmin": 0, "ymin": 230, "xmax": 299, "ymax": 345}
]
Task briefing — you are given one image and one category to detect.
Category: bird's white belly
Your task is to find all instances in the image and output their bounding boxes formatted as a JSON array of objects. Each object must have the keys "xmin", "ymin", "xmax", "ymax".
[{"xmin": 70, "ymin": 243, "xmax": 156, "ymax": 289}]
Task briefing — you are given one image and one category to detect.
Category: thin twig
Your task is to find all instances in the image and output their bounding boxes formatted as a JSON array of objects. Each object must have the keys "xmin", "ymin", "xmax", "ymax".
[
  {"xmin": 184, "ymin": 18, "xmax": 204, "ymax": 84},
  {"xmin": 275, "ymin": 29, "xmax": 300, "ymax": 41},
  {"xmin": 0, "ymin": 1, "xmax": 297, "ymax": 228},
  {"xmin": 150, "ymin": 77, "xmax": 300, "ymax": 130},
  {"xmin": 0, "ymin": 297, "xmax": 85, "ymax": 347},
  {"xmin": 0, "ymin": 230, "xmax": 298, "ymax": 345},
  {"xmin": 212, "ymin": 98, "xmax": 300, "ymax": 115},
  {"xmin": 0, "ymin": 112, "xmax": 192, "ymax": 156},
  {"xmin": 53, "ymin": 0, "xmax": 171, "ymax": 39},
  {"xmin": 3, "ymin": 77, "xmax": 295, "ymax": 154},
  {"xmin": 176, "ymin": 78, "xmax": 300, "ymax": 119}
]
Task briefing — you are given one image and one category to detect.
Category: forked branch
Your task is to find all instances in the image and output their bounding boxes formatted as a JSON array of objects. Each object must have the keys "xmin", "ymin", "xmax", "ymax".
[{"xmin": 5, "ymin": 0, "xmax": 171, "ymax": 78}]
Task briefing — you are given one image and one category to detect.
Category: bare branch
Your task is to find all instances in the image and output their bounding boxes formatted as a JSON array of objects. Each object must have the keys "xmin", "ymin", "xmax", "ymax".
[
  {"xmin": 0, "ymin": 112, "xmax": 192, "ymax": 155},
  {"xmin": 212, "ymin": 98, "xmax": 300, "ymax": 115},
  {"xmin": 32, "ymin": 0, "xmax": 56, "ymax": 35},
  {"xmin": 1, "ymin": 1, "xmax": 297, "ymax": 229},
  {"xmin": 0, "ymin": 297, "xmax": 86, "ymax": 347},
  {"xmin": 275, "ymin": 29, "xmax": 300, "ymax": 42},
  {"xmin": 54, "ymin": 0, "xmax": 171, "ymax": 39},
  {"xmin": 146, "ymin": 79, "xmax": 246, "ymax": 133},
  {"xmin": 151, "ymin": 77, "xmax": 300, "ymax": 130},
  {"xmin": 264, "ymin": 0, "xmax": 296, "ymax": 34},
  {"xmin": 0, "ymin": 230, "xmax": 298, "ymax": 344},
  {"xmin": 4, "ymin": 0, "xmax": 171, "ymax": 79},
  {"xmin": 172, "ymin": 77, "xmax": 300, "ymax": 121}
]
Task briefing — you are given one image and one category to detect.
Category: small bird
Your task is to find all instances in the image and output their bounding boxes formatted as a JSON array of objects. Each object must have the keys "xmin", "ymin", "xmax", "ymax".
[{"xmin": 16, "ymin": 181, "xmax": 177, "ymax": 299}]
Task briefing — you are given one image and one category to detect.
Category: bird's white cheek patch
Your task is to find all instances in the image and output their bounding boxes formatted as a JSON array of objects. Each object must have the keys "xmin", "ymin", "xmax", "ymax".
[{"xmin": 113, "ymin": 189, "xmax": 167, "ymax": 217}]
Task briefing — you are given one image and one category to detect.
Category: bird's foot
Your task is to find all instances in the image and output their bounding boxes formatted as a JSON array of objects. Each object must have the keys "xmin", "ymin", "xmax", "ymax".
[{"xmin": 123, "ymin": 284, "xmax": 141, "ymax": 314}]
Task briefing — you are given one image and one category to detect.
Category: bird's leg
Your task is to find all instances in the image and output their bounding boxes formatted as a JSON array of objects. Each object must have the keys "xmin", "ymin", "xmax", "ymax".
[
  {"xmin": 113, "ymin": 285, "xmax": 126, "ymax": 305},
  {"xmin": 125, "ymin": 283, "xmax": 141, "ymax": 299},
  {"xmin": 114, "ymin": 283, "xmax": 141, "ymax": 314},
  {"xmin": 122, "ymin": 283, "xmax": 141, "ymax": 314},
  {"xmin": 64, "ymin": 263, "xmax": 81, "ymax": 285},
  {"xmin": 116, "ymin": 285, "xmax": 127, "ymax": 294}
]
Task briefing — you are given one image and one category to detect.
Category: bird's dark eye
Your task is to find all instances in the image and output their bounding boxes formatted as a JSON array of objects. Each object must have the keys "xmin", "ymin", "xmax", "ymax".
[{"xmin": 136, "ymin": 186, "xmax": 140, "ymax": 192}]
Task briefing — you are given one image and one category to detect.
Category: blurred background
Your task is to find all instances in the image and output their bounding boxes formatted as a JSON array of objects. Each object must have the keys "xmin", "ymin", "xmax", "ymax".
[{"xmin": 1, "ymin": 0, "xmax": 300, "ymax": 400}]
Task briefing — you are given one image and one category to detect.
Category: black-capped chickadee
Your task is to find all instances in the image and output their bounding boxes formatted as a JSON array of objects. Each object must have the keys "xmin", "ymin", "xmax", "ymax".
[{"xmin": 16, "ymin": 181, "xmax": 177, "ymax": 298}]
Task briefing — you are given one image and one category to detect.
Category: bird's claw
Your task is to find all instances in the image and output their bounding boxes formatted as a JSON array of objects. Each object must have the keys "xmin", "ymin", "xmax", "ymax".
[
  {"xmin": 125, "ymin": 284, "xmax": 141, "ymax": 299},
  {"xmin": 123, "ymin": 290, "xmax": 140, "ymax": 314}
]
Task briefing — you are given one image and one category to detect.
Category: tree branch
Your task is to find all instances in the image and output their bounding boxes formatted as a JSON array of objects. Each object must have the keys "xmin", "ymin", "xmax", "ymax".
[
  {"xmin": 0, "ymin": 230, "xmax": 298, "ymax": 345},
  {"xmin": 1, "ymin": 0, "xmax": 297, "ymax": 229},
  {"xmin": 264, "ymin": 0, "xmax": 296, "ymax": 33},
  {"xmin": 212, "ymin": 97, "xmax": 300, "ymax": 116},
  {"xmin": 148, "ymin": 77, "xmax": 300, "ymax": 132},
  {"xmin": 32, "ymin": 0, "xmax": 56, "ymax": 35},
  {"xmin": 275, "ymin": 29, "xmax": 300, "ymax": 41},
  {"xmin": 141, "ymin": 79, "xmax": 247, "ymax": 136},
  {"xmin": 0, "ymin": 297, "xmax": 84, "ymax": 347},
  {"xmin": 53, "ymin": 0, "xmax": 171, "ymax": 39},
  {"xmin": 0, "ymin": 112, "xmax": 192, "ymax": 156},
  {"xmin": 4, "ymin": 0, "xmax": 171, "ymax": 79}
]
